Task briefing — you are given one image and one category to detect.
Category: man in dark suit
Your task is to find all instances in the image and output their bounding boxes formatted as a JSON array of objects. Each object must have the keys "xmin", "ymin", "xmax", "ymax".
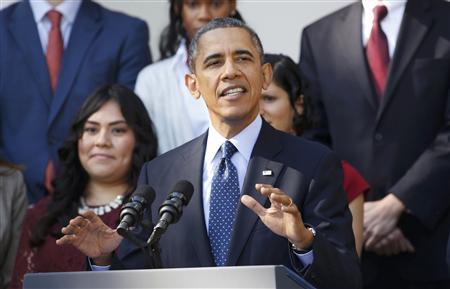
[
  {"xmin": 299, "ymin": 0, "xmax": 450, "ymax": 287},
  {"xmin": 57, "ymin": 17, "xmax": 361, "ymax": 289},
  {"xmin": 0, "ymin": 0, "xmax": 151, "ymax": 203}
]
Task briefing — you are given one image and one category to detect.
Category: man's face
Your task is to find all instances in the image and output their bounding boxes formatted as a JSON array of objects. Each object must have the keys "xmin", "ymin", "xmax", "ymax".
[{"xmin": 186, "ymin": 27, "xmax": 272, "ymax": 134}]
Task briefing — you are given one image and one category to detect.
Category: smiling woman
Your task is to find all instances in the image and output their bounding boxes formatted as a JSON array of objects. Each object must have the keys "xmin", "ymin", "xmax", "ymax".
[
  {"xmin": 9, "ymin": 84, "xmax": 158, "ymax": 289},
  {"xmin": 77, "ymin": 100, "xmax": 137, "ymax": 190}
]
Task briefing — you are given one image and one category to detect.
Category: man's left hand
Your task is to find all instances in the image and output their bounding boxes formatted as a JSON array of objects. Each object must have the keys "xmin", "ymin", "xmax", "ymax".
[
  {"xmin": 241, "ymin": 183, "xmax": 314, "ymax": 251},
  {"xmin": 364, "ymin": 193, "xmax": 405, "ymax": 248}
]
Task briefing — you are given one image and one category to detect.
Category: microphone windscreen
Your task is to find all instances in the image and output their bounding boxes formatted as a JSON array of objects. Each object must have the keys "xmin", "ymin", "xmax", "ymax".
[
  {"xmin": 171, "ymin": 180, "xmax": 194, "ymax": 203},
  {"xmin": 132, "ymin": 185, "xmax": 156, "ymax": 204}
]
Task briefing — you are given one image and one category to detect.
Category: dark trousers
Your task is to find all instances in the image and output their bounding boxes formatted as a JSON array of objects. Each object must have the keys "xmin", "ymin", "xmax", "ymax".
[{"xmin": 363, "ymin": 251, "xmax": 450, "ymax": 289}]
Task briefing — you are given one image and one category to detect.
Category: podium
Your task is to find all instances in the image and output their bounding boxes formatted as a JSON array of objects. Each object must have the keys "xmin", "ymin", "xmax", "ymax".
[{"xmin": 24, "ymin": 265, "xmax": 315, "ymax": 289}]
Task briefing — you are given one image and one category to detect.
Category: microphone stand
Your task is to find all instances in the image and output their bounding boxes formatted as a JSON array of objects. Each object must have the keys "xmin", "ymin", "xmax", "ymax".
[
  {"xmin": 118, "ymin": 219, "xmax": 163, "ymax": 269},
  {"xmin": 145, "ymin": 234, "xmax": 162, "ymax": 269},
  {"xmin": 140, "ymin": 219, "xmax": 163, "ymax": 269}
]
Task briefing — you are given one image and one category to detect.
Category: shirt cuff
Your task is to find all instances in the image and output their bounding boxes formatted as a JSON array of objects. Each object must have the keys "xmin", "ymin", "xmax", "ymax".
[
  {"xmin": 89, "ymin": 258, "xmax": 111, "ymax": 271},
  {"xmin": 293, "ymin": 249, "xmax": 314, "ymax": 266}
]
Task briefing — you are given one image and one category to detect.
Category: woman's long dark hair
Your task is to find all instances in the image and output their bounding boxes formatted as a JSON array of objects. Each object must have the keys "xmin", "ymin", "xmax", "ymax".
[
  {"xmin": 264, "ymin": 54, "xmax": 312, "ymax": 136},
  {"xmin": 159, "ymin": 0, "xmax": 244, "ymax": 59},
  {"xmin": 29, "ymin": 84, "xmax": 158, "ymax": 247}
]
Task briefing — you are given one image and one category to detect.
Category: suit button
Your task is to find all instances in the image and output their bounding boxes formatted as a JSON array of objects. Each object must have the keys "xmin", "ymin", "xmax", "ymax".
[{"xmin": 374, "ymin": 133, "xmax": 383, "ymax": 141}]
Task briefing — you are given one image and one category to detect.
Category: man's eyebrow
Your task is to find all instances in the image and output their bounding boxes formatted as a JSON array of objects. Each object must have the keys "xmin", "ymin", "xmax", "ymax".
[
  {"xmin": 235, "ymin": 49, "xmax": 254, "ymax": 58},
  {"xmin": 203, "ymin": 53, "xmax": 222, "ymax": 65}
]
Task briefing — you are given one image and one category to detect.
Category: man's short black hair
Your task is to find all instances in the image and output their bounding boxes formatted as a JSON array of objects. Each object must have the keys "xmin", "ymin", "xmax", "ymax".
[{"xmin": 188, "ymin": 17, "xmax": 264, "ymax": 72}]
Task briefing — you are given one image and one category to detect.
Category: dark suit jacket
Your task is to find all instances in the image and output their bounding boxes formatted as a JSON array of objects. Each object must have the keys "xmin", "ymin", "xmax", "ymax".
[
  {"xmin": 300, "ymin": 0, "xmax": 450, "ymax": 282},
  {"xmin": 114, "ymin": 121, "xmax": 361, "ymax": 289},
  {"xmin": 0, "ymin": 0, "xmax": 152, "ymax": 203}
]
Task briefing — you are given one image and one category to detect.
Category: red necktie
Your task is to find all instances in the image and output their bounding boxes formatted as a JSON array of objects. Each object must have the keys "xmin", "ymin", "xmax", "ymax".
[
  {"xmin": 366, "ymin": 5, "xmax": 389, "ymax": 99},
  {"xmin": 46, "ymin": 10, "xmax": 63, "ymax": 92}
]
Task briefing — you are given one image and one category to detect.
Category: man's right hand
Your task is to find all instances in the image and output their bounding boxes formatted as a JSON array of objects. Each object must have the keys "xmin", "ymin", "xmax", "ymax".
[
  {"xmin": 365, "ymin": 227, "xmax": 415, "ymax": 256},
  {"xmin": 56, "ymin": 210, "xmax": 123, "ymax": 265}
]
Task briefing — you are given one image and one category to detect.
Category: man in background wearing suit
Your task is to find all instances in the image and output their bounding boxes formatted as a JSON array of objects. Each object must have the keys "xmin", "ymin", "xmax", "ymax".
[
  {"xmin": 57, "ymin": 17, "xmax": 361, "ymax": 289},
  {"xmin": 0, "ymin": 0, "xmax": 151, "ymax": 203},
  {"xmin": 299, "ymin": 0, "xmax": 450, "ymax": 287}
]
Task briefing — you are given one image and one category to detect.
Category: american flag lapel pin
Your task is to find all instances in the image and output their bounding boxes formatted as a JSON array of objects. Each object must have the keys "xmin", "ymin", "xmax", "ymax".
[{"xmin": 262, "ymin": 170, "xmax": 273, "ymax": 176}]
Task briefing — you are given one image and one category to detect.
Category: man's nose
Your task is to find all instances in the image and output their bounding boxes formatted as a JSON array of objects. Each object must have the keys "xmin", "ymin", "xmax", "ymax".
[{"xmin": 222, "ymin": 60, "xmax": 239, "ymax": 80}]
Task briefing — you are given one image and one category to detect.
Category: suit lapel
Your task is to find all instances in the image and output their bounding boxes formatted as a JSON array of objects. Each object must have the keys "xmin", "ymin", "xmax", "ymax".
[
  {"xmin": 335, "ymin": 3, "xmax": 378, "ymax": 111},
  {"xmin": 48, "ymin": 0, "xmax": 102, "ymax": 126},
  {"xmin": 180, "ymin": 133, "xmax": 216, "ymax": 266},
  {"xmin": 9, "ymin": 0, "xmax": 52, "ymax": 106},
  {"xmin": 377, "ymin": 0, "xmax": 432, "ymax": 122},
  {"xmin": 227, "ymin": 121, "xmax": 283, "ymax": 266}
]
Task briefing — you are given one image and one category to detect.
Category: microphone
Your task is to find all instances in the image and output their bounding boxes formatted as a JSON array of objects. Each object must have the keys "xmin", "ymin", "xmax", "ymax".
[
  {"xmin": 147, "ymin": 180, "xmax": 194, "ymax": 245},
  {"xmin": 117, "ymin": 185, "xmax": 155, "ymax": 236}
]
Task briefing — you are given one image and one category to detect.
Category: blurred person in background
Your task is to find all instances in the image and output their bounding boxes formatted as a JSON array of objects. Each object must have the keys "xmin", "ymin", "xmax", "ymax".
[
  {"xmin": 9, "ymin": 84, "xmax": 157, "ymax": 289},
  {"xmin": 0, "ymin": 160, "xmax": 27, "ymax": 289},
  {"xmin": 299, "ymin": 0, "xmax": 450, "ymax": 287}
]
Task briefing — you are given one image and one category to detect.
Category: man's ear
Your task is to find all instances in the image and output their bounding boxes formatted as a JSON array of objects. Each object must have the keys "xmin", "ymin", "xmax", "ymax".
[
  {"xmin": 185, "ymin": 73, "xmax": 201, "ymax": 99},
  {"xmin": 261, "ymin": 63, "xmax": 273, "ymax": 90}
]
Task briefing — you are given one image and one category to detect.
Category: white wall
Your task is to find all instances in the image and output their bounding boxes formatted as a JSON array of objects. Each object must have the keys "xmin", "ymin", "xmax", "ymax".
[{"xmin": 1, "ymin": 0, "xmax": 352, "ymax": 61}]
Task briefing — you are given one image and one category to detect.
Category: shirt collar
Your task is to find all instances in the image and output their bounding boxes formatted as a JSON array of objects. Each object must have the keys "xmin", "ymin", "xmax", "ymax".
[
  {"xmin": 205, "ymin": 115, "xmax": 262, "ymax": 164},
  {"xmin": 30, "ymin": 0, "xmax": 82, "ymax": 24},
  {"xmin": 362, "ymin": 0, "xmax": 407, "ymax": 16}
]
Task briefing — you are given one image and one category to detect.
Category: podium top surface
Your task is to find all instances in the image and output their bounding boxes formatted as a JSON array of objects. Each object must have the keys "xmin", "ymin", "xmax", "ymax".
[{"xmin": 24, "ymin": 265, "xmax": 315, "ymax": 289}]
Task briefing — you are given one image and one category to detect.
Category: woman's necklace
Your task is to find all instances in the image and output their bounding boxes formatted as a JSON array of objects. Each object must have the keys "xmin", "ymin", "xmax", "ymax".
[{"xmin": 78, "ymin": 194, "xmax": 124, "ymax": 216}]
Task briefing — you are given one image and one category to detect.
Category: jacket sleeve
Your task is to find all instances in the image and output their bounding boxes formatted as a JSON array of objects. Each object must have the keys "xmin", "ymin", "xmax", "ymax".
[
  {"xmin": 299, "ymin": 28, "xmax": 333, "ymax": 147},
  {"xmin": 1, "ymin": 171, "xmax": 27, "ymax": 289},
  {"xmin": 291, "ymin": 152, "xmax": 362, "ymax": 289},
  {"xmin": 391, "ymin": 90, "xmax": 450, "ymax": 230},
  {"xmin": 116, "ymin": 19, "xmax": 152, "ymax": 90}
]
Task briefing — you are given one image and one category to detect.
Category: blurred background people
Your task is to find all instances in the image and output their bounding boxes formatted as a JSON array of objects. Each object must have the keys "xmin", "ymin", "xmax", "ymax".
[
  {"xmin": 260, "ymin": 53, "xmax": 369, "ymax": 257},
  {"xmin": 0, "ymin": 0, "xmax": 152, "ymax": 203},
  {"xmin": 0, "ymin": 160, "xmax": 27, "ymax": 289},
  {"xmin": 299, "ymin": 0, "xmax": 450, "ymax": 287},
  {"xmin": 135, "ymin": 0, "xmax": 243, "ymax": 154},
  {"xmin": 9, "ymin": 84, "xmax": 157, "ymax": 289}
]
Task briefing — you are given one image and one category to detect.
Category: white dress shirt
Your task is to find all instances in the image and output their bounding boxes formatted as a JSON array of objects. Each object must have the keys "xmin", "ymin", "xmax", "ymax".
[
  {"xmin": 362, "ymin": 0, "xmax": 407, "ymax": 58},
  {"xmin": 135, "ymin": 43, "xmax": 209, "ymax": 154},
  {"xmin": 29, "ymin": 0, "xmax": 82, "ymax": 53}
]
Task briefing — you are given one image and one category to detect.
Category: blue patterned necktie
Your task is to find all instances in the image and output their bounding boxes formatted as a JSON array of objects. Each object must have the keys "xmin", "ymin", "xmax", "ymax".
[{"xmin": 209, "ymin": 140, "xmax": 240, "ymax": 266}]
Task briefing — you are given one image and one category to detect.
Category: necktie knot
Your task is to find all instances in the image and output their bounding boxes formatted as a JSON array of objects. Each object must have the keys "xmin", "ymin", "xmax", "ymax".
[
  {"xmin": 373, "ymin": 5, "xmax": 388, "ymax": 23},
  {"xmin": 47, "ymin": 10, "xmax": 62, "ymax": 27},
  {"xmin": 221, "ymin": 141, "xmax": 237, "ymax": 160}
]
